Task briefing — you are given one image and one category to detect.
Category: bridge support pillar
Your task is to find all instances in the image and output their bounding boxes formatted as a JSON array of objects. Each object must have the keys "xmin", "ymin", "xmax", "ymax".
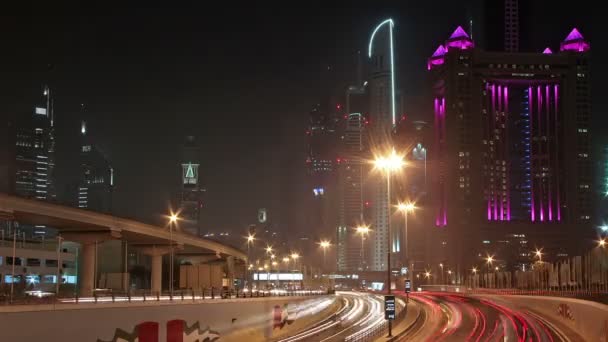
[
  {"xmin": 151, "ymin": 254, "xmax": 162, "ymax": 295},
  {"xmin": 61, "ymin": 231, "xmax": 121, "ymax": 297},
  {"xmin": 139, "ymin": 246, "xmax": 170, "ymax": 295},
  {"xmin": 81, "ymin": 242, "xmax": 95, "ymax": 297},
  {"xmin": 227, "ymin": 256, "xmax": 235, "ymax": 290}
]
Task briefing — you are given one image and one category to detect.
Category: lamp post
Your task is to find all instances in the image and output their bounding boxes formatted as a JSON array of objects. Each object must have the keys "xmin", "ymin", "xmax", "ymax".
[
  {"xmin": 373, "ymin": 148, "xmax": 405, "ymax": 288},
  {"xmin": 245, "ymin": 234, "xmax": 255, "ymax": 290},
  {"xmin": 291, "ymin": 253, "xmax": 300, "ymax": 290},
  {"xmin": 485, "ymin": 255, "xmax": 495, "ymax": 289},
  {"xmin": 319, "ymin": 240, "xmax": 331, "ymax": 270},
  {"xmin": 396, "ymin": 202, "xmax": 416, "ymax": 276},
  {"xmin": 168, "ymin": 213, "xmax": 179, "ymax": 297},
  {"xmin": 373, "ymin": 148, "xmax": 405, "ymax": 338},
  {"xmin": 355, "ymin": 225, "xmax": 370, "ymax": 268},
  {"xmin": 439, "ymin": 263, "xmax": 444, "ymax": 285}
]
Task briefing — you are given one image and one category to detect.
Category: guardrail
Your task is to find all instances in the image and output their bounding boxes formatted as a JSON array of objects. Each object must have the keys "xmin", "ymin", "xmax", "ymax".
[
  {"xmin": 345, "ymin": 295, "xmax": 409, "ymax": 342},
  {"xmin": 0, "ymin": 288, "xmax": 329, "ymax": 306}
]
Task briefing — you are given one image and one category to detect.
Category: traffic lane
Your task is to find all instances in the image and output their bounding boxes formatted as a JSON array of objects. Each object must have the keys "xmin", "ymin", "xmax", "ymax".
[
  {"xmin": 276, "ymin": 291, "xmax": 382, "ymax": 342},
  {"xmin": 417, "ymin": 292, "xmax": 566, "ymax": 342}
]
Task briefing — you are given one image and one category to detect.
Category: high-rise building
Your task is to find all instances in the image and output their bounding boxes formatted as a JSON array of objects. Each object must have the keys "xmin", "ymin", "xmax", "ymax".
[
  {"xmin": 179, "ymin": 136, "xmax": 205, "ymax": 236},
  {"xmin": 305, "ymin": 100, "xmax": 340, "ymax": 235},
  {"xmin": 394, "ymin": 120, "xmax": 432, "ymax": 270},
  {"xmin": 368, "ymin": 20, "xmax": 396, "ymax": 272},
  {"xmin": 15, "ymin": 86, "xmax": 56, "ymax": 202},
  {"xmin": 77, "ymin": 113, "xmax": 114, "ymax": 213},
  {"xmin": 336, "ymin": 113, "xmax": 365, "ymax": 271},
  {"xmin": 13, "ymin": 86, "xmax": 57, "ymax": 236},
  {"xmin": 428, "ymin": 27, "xmax": 592, "ymax": 274},
  {"xmin": 0, "ymin": 113, "xmax": 16, "ymax": 195}
]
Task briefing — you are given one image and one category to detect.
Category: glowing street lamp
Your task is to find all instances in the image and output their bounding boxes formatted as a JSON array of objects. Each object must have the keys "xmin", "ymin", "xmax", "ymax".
[
  {"xmin": 355, "ymin": 225, "xmax": 371, "ymax": 266},
  {"xmin": 373, "ymin": 148, "xmax": 405, "ymax": 334},
  {"xmin": 397, "ymin": 201, "xmax": 416, "ymax": 273},
  {"xmin": 534, "ymin": 248, "xmax": 543, "ymax": 263},
  {"xmin": 319, "ymin": 240, "xmax": 331, "ymax": 269},
  {"xmin": 472, "ymin": 267, "xmax": 478, "ymax": 274},
  {"xmin": 167, "ymin": 211, "xmax": 180, "ymax": 296},
  {"xmin": 265, "ymin": 245, "xmax": 273, "ymax": 255},
  {"xmin": 245, "ymin": 233, "xmax": 255, "ymax": 290},
  {"xmin": 599, "ymin": 238, "xmax": 607, "ymax": 248}
]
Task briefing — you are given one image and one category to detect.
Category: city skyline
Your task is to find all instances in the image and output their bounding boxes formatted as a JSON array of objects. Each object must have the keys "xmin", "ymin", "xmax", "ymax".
[{"xmin": 1, "ymin": 2, "xmax": 605, "ymax": 239}]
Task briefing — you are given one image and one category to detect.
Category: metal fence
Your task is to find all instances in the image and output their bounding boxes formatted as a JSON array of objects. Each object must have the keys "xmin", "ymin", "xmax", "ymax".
[{"xmin": 1, "ymin": 288, "xmax": 327, "ymax": 306}]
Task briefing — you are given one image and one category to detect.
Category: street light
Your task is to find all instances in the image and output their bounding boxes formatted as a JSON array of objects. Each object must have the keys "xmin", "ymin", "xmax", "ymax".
[
  {"xmin": 373, "ymin": 148, "xmax": 405, "ymax": 315},
  {"xmin": 396, "ymin": 201, "xmax": 416, "ymax": 275},
  {"xmin": 486, "ymin": 255, "xmax": 495, "ymax": 269},
  {"xmin": 534, "ymin": 248, "xmax": 543, "ymax": 263},
  {"xmin": 265, "ymin": 245, "xmax": 274, "ymax": 255},
  {"xmin": 439, "ymin": 263, "xmax": 444, "ymax": 285},
  {"xmin": 245, "ymin": 234, "xmax": 255, "ymax": 290},
  {"xmin": 167, "ymin": 212, "xmax": 180, "ymax": 296},
  {"xmin": 472, "ymin": 267, "xmax": 478, "ymax": 274},
  {"xmin": 599, "ymin": 238, "xmax": 606, "ymax": 248},
  {"xmin": 355, "ymin": 225, "xmax": 371, "ymax": 267},
  {"xmin": 319, "ymin": 240, "xmax": 331, "ymax": 270}
]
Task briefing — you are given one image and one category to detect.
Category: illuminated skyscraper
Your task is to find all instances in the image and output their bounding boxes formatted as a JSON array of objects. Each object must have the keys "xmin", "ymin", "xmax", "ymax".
[
  {"xmin": 179, "ymin": 136, "xmax": 205, "ymax": 236},
  {"xmin": 428, "ymin": 27, "xmax": 592, "ymax": 273},
  {"xmin": 336, "ymin": 113, "xmax": 365, "ymax": 271},
  {"xmin": 77, "ymin": 111, "xmax": 114, "ymax": 213},
  {"xmin": 15, "ymin": 86, "xmax": 56, "ymax": 202},
  {"xmin": 303, "ymin": 99, "xmax": 340, "ymax": 271},
  {"xmin": 368, "ymin": 19, "xmax": 397, "ymax": 272}
]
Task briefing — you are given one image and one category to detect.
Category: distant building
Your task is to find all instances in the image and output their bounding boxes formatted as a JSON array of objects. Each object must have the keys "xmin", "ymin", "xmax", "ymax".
[
  {"xmin": 305, "ymin": 99, "xmax": 340, "ymax": 267},
  {"xmin": 77, "ymin": 117, "xmax": 114, "ymax": 213},
  {"xmin": 428, "ymin": 26, "xmax": 592, "ymax": 274},
  {"xmin": 0, "ymin": 113, "xmax": 16, "ymax": 195},
  {"xmin": 336, "ymin": 113, "xmax": 365, "ymax": 271},
  {"xmin": 178, "ymin": 136, "xmax": 205, "ymax": 236},
  {"xmin": 14, "ymin": 85, "xmax": 57, "ymax": 236}
]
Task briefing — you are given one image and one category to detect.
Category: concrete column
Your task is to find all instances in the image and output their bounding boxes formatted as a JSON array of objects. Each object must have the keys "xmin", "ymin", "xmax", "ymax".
[
  {"xmin": 226, "ymin": 256, "xmax": 235, "ymax": 290},
  {"xmin": 81, "ymin": 243, "xmax": 95, "ymax": 297},
  {"xmin": 151, "ymin": 254, "xmax": 162, "ymax": 295}
]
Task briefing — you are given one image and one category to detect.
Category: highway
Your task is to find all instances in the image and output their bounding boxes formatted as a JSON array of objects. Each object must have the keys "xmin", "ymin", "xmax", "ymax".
[
  {"xmin": 276, "ymin": 291, "xmax": 404, "ymax": 342},
  {"xmin": 273, "ymin": 290, "xmax": 587, "ymax": 341},
  {"xmin": 399, "ymin": 291, "xmax": 584, "ymax": 342}
]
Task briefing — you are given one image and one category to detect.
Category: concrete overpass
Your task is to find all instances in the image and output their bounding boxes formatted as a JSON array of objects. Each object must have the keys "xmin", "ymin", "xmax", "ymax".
[{"xmin": 0, "ymin": 193, "xmax": 246, "ymax": 295}]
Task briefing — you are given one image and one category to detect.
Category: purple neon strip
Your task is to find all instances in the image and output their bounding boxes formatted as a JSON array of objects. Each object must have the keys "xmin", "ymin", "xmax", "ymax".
[
  {"xmin": 441, "ymin": 98, "xmax": 447, "ymax": 226},
  {"xmin": 546, "ymin": 85, "xmax": 552, "ymax": 221},
  {"xmin": 505, "ymin": 85, "xmax": 510, "ymax": 221},
  {"xmin": 538, "ymin": 86, "xmax": 544, "ymax": 222},
  {"xmin": 529, "ymin": 86, "xmax": 535, "ymax": 222},
  {"xmin": 434, "ymin": 98, "xmax": 441, "ymax": 226},
  {"xmin": 555, "ymin": 84, "xmax": 561, "ymax": 221},
  {"xmin": 492, "ymin": 84, "xmax": 497, "ymax": 220}
]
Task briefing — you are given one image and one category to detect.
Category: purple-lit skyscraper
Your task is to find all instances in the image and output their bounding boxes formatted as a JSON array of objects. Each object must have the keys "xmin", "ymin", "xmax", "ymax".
[{"xmin": 428, "ymin": 27, "xmax": 592, "ymax": 275}]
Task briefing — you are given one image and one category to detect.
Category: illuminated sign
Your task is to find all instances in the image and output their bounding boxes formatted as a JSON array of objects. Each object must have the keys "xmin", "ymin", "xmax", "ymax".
[
  {"xmin": 35, "ymin": 107, "xmax": 47, "ymax": 115},
  {"xmin": 384, "ymin": 295, "xmax": 396, "ymax": 320},
  {"xmin": 182, "ymin": 162, "xmax": 199, "ymax": 185},
  {"xmin": 253, "ymin": 273, "xmax": 304, "ymax": 281}
]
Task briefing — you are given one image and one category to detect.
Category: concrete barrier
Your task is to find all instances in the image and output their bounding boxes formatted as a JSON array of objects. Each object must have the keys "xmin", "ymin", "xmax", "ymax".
[
  {"xmin": 473, "ymin": 295, "xmax": 608, "ymax": 341},
  {"xmin": 0, "ymin": 295, "xmax": 338, "ymax": 341}
]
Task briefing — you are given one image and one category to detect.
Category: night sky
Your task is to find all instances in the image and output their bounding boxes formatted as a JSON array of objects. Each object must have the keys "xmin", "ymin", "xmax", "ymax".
[{"xmin": 1, "ymin": 2, "xmax": 605, "ymax": 236}]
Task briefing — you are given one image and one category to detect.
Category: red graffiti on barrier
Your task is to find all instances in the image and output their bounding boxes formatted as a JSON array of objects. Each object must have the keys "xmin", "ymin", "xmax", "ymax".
[{"xmin": 98, "ymin": 319, "xmax": 219, "ymax": 342}]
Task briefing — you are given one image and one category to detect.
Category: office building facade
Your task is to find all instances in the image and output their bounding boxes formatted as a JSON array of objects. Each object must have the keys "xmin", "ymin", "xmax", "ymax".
[
  {"xmin": 179, "ymin": 136, "xmax": 205, "ymax": 236},
  {"xmin": 428, "ymin": 27, "xmax": 592, "ymax": 273},
  {"xmin": 77, "ymin": 118, "xmax": 114, "ymax": 213}
]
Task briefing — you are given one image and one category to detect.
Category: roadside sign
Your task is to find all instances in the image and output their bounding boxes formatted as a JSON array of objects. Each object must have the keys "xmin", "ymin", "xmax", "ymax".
[
  {"xmin": 405, "ymin": 279, "xmax": 412, "ymax": 293},
  {"xmin": 384, "ymin": 295, "xmax": 396, "ymax": 320}
]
